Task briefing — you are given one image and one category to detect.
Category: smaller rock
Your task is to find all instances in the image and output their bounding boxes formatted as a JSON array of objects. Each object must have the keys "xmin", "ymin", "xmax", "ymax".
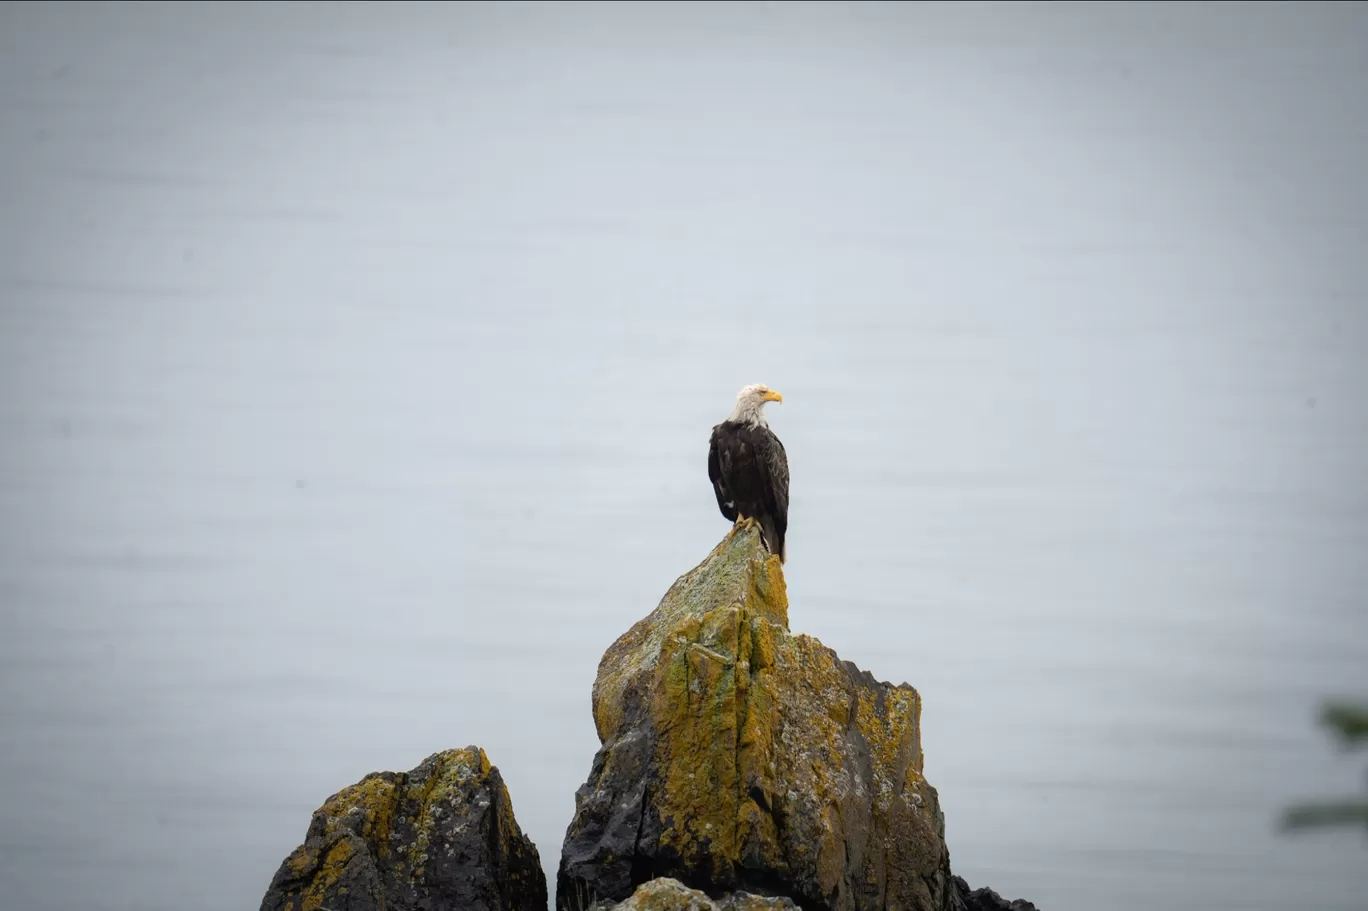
[
  {"xmin": 261, "ymin": 747, "xmax": 547, "ymax": 911},
  {"xmin": 601, "ymin": 878, "xmax": 797, "ymax": 911},
  {"xmin": 953, "ymin": 875, "xmax": 1040, "ymax": 911}
]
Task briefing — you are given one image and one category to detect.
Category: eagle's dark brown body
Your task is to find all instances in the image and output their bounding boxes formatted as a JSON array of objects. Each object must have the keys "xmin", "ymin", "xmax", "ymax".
[{"xmin": 707, "ymin": 419, "xmax": 789, "ymax": 563}]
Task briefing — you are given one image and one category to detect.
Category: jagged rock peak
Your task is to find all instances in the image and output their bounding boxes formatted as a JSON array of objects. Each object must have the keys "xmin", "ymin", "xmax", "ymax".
[{"xmin": 558, "ymin": 525, "xmax": 954, "ymax": 911}]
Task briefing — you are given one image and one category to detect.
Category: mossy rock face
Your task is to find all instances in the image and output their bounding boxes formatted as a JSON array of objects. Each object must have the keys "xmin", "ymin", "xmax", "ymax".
[
  {"xmin": 557, "ymin": 526, "xmax": 954, "ymax": 911},
  {"xmin": 261, "ymin": 747, "xmax": 547, "ymax": 911}
]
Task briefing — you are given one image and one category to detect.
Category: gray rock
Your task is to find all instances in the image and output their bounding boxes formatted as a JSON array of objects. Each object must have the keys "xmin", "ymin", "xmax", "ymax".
[
  {"xmin": 603, "ymin": 877, "xmax": 798, "ymax": 910},
  {"xmin": 952, "ymin": 876, "xmax": 1040, "ymax": 911}
]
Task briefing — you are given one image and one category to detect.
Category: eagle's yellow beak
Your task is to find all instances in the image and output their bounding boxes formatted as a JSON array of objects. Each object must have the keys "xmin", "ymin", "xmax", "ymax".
[{"xmin": 762, "ymin": 389, "xmax": 784, "ymax": 404}]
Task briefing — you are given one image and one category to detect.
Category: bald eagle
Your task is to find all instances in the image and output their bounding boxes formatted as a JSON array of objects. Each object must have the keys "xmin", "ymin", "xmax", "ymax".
[{"xmin": 708, "ymin": 384, "xmax": 790, "ymax": 563}]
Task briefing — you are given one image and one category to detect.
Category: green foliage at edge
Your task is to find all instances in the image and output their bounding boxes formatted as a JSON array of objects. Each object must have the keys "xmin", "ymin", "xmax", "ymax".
[{"xmin": 1280, "ymin": 700, "xmax": 1368, "ymax": 835}]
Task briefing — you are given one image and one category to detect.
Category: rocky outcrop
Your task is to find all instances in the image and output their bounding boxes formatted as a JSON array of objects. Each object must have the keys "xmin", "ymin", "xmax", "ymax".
[
  {"xmin": 581, "ymin": 874, "xmax": 1038, "ymax": 911},
  {"xmin": 261, "ymin": 747, "xmax": 547, "ymax": 911},
  {"xmin": 557, "ymin": 524, "xmax": 954, "ymax": 911},
  {"xmin": 953, "ymin": 876, "xmax": 1040, "ymax": 911},
  {"xmin": 601, "ymin": 877, "xmax": 799, "ymax": 910}
]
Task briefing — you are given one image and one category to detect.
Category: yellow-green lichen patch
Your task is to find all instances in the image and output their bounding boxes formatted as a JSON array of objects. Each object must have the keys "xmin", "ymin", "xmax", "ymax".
[
  {"xmin": 284, "ymin": 842, "xmax": 319, "ymax": 879},
  {"xmin": 317, "ymin": 774, "xmax": 398, "ymax": 857},
  {"xmin": 594, "ymin": 525, "xmax": 776, "ymax": 744},
  {"xmin": 652, "ymin": 603, "xmax": 743, "ymax": 871},
  {"xmin": 746, "ymin": 550, "xmax": 789, "ymax": 629},
  {"xmin": 298, "ymin": 835, "xmax": 356, "ymax": 911},
  {"xmin": 401, "ymin": 748, "xmax": 492, "ymax": 874},
  {"xmin": 855, "ymin": 685, "xmax": 921, "ymax": 810}
]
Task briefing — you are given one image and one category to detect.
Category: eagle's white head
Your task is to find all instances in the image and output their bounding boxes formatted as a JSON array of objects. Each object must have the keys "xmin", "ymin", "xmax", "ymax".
[{"xmin": 727, "ymin": 383, "xmax": 783, "ymax": 428}]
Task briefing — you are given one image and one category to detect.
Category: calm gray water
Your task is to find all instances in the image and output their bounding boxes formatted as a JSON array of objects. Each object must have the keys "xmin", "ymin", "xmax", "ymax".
[{"xmin": 2, "ymin": 2, "xmax": 1367, "ymax": 909}]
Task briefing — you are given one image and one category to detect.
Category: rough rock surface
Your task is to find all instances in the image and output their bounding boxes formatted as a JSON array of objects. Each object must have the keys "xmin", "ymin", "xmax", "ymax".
[
  {"xmin": 952, "ymin": 876, "xmax": 1040, "ymax": 911},
  {"xmin": 557, "ymin": 525, "xmax": 954, "ymax": 911},
  {"xmin": 599, "ymin": 877, "xmax": 799, "ymax": 910},
  {"xmin": 261, "ymin": 747, "xmax": 547, "ymax": 911}
]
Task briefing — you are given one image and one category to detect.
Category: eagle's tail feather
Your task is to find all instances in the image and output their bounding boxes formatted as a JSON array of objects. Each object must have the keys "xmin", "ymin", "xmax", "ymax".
[{"xmin": 759, "ymin": 516, "xmax": 785, "ymax": 565}]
